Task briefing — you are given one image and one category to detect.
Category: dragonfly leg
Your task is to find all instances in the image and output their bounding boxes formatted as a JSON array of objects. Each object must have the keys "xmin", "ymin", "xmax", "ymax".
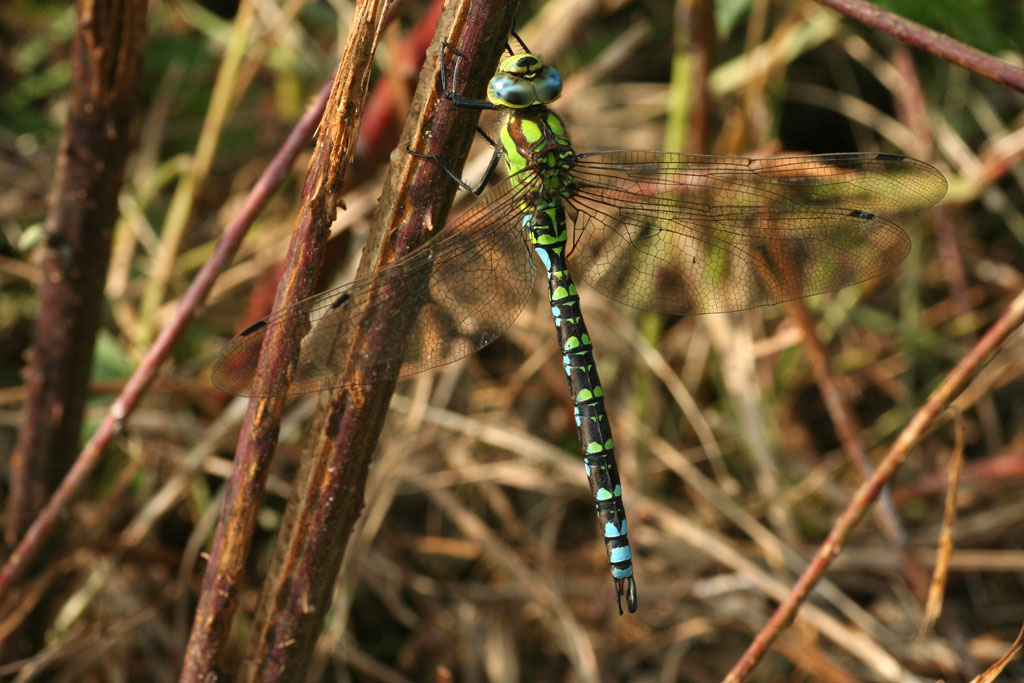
[
  {"xmin": 406, "ymin": 141, "xmax": 501, "ymax": 195},
  {"xmin": 438, "ymin": 40, "xmax": 496, "ymax": 110},
  {"xmin": 509, "ymin": 28, "xmax": 530, "ymax": 53},
  {"xmin": 475, "ymin": 125, "xmax": 498, "ymax": 149},
  {"xmin": 408, "ymin": 40, "xmax": 506, "ymax": 194}
]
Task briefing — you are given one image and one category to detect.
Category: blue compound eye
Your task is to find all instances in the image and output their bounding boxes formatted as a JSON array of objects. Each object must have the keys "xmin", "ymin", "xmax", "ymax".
[
  {"xmin": 533, "ymin": 66, "xmax": 563, "ymax": 103},
  {"xmin": 487, "ymin": 74, "xmax": 535, "ymax": 107}
]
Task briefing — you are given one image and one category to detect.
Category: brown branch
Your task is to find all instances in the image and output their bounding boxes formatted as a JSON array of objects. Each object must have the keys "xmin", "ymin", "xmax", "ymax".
[
  {"xmin": 726, "ymin": 288, "xmax": 1024, "ymax": 681},
  {"xmin": 7, "ymin": 0, "xmax": 147, "ymax": 543},
  {"xmin": 814, "ymin": 0, "xmax": 1024, "ymax": 93},
  {"xmin": 239, "ymin": 2, "xmax": 520, "ymax": 680}
]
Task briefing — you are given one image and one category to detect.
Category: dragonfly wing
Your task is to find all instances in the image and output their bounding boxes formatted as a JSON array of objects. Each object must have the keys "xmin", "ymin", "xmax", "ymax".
[
  {"xmin": 567, "ymin": 151, "xmax": 944, "ymax": 315},
  {"xmin": 573, "ymin": 151, "xmax": 946, "ymax": 218},
  {"xmin": 212, "ymin": 178, "xmax": 536, "ymax": 396}
]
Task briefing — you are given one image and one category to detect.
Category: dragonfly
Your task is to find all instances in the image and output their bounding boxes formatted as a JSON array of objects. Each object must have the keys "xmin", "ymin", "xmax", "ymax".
[{"xmin": 212, "ymin": 36, "xmax": 947, "ymax": 614}]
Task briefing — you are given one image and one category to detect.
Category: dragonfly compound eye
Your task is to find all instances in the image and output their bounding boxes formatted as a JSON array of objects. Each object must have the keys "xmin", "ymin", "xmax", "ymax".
[
  {"xmin": 533, "ymin": 66, "xmax": 563, "ymax": 104},
  {"xmin": 487, "ymin": 74, "xmax": 536, "ymax": 108}
]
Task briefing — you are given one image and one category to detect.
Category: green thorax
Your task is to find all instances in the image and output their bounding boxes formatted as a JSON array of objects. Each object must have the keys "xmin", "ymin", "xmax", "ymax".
[{"xmin": 487, "ymin": 53, "xmax": 577, "ymax": 197}]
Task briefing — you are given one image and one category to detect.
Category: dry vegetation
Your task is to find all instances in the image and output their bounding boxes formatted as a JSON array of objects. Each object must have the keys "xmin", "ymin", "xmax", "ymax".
[{"xmin": 2, "ymin": 0, "xmax": 1024, "ymax": 681}]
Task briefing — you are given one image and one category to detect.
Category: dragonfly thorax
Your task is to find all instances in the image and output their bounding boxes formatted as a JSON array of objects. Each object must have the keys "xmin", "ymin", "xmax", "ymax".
[
  {"xmin": 500, "ymin": 106, "xmax": 576, "ymax": 194},
  {"xmin": 487, "ymin": 53, "xmax": 563, "ymax": 108}
]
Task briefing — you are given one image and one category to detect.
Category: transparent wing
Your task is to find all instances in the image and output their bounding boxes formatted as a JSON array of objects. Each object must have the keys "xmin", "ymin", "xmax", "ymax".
[
  {"xmin": 212, "ymin": 176, "xmax": 538, "ymax": 396},
  {"xmin": 568, "ymin": 152, "xmax": 946, "ymax": 314}
]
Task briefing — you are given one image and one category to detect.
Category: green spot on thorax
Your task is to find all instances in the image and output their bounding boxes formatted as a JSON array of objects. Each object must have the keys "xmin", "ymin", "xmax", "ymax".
[
  {"xmin": 546, "ymin": 112, "xmax": 565, "ymax": 136},
  {"xmin": 519, "ymin": 119, "xmax": 542, "ymax": 144}
]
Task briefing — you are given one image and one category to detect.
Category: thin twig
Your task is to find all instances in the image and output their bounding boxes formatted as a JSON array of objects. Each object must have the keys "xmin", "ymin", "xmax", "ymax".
[
  {"xmin": 920, "ymin": 408, "xmax": 964, "ymax": 634},
  {"xmin": 136, "ymin": 0, "xmax": 255, "ymax": 343},
  {"xmin": 726, "ymin": 288, "xmax": 1024, "ymax": 681},
  {"xmin": 814, "ymin": 0, "xmax": 1024, "ymax": 93}
]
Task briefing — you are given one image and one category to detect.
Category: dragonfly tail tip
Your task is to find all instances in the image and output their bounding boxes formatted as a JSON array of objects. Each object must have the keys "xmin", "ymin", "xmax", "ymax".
[{"xmin": 615, "ymin": 576, "xmax": 638, "ymax": 615}]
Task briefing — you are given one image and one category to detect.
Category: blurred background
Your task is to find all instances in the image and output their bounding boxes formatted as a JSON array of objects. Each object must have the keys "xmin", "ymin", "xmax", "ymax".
[{"xmin": 1, "ymin": 0, "xmax": 1023, "ymax": 680}]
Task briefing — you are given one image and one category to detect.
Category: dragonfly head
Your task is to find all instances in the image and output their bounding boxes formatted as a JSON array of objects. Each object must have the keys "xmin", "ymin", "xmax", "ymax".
[{"xmin": 487, "ymin": 53, "xmax": 563, "ymax": 109}]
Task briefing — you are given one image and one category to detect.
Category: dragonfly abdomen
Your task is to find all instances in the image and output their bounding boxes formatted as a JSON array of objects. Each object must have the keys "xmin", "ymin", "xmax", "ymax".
[{"xmin": 526, "ymin": 199, "xmax": 638, "ymax": 614}]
